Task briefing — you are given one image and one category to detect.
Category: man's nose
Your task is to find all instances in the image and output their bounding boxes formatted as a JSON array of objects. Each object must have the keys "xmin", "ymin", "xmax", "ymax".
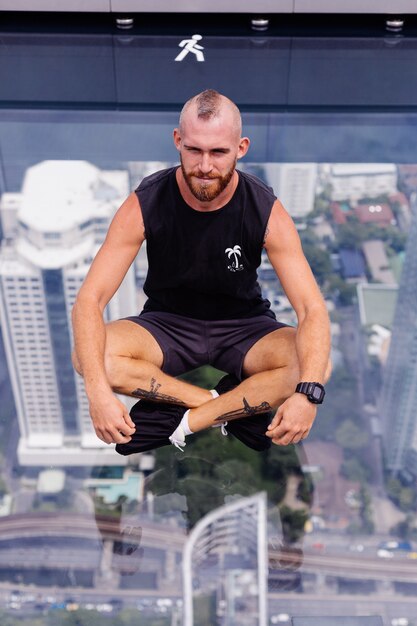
[{"xmin": 199, "ymin": 153, "xmax": 212, "ymax": 174}]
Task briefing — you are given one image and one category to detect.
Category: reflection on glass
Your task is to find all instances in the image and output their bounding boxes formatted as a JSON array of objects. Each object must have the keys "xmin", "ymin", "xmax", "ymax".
[{"xmin": 0, "ymin": 129, "xmax": 417, "ymax": 626}]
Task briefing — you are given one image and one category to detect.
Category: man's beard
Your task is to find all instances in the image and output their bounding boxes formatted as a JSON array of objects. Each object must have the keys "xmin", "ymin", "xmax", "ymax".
[{"xmin": 180, "ymin": 156, "xmax": 236, "ymax": 202}]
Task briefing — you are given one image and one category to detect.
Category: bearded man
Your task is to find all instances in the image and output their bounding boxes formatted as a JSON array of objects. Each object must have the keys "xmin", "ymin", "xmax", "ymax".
[{"xmin": 72, "ymin": 89, "xmax": 331, "ymax": 455}]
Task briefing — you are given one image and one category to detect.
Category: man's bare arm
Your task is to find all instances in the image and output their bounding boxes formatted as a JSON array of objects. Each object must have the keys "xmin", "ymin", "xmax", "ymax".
[
  {"xmin": 263, "ymin": 200, "xmax": 331, "ymax": 444},
  {"xmin": 71, "ymin": 191, "xmax": 145, "ymax": 443}
]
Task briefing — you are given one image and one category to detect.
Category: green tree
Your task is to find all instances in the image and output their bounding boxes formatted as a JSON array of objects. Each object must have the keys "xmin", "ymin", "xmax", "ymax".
[
  {"xmin": 213, "ymin": 458, "xmax": 263, "ymax": 495},
  {"xmin": 386, "ymin": 476, "xmax": 402, "ymax": 502},
  {"xmin": 335, "ymin": 419, "xmax": 369, "ymax": 451},
  {"xmin": 46, "ymin": 610, "xmax": 104, "ymax": 626},
  {"xmin": 326, "ymin": 274, "xmax": 357, "ymax": 306},
  {"xmin": 45, "ymin": 608, "xmax": 171, "ymax": 626},
  {"xmin": 341, "ymin": 457, "xmax": 371, "ymax": 482},
  {"xmin": 297, "ymin": 474, "xmax": 314, "ymax": 506},
  {"xmin": 358, "ymin": 483, "xmax": 374, "ymax": 534},
  {"xmin": 312, "ymin": 191, "xmax": 331, "ymax": 218},
  {"xmin": 301, "ymin": 243, "xmax": 332, "ymax": 286},
  {"xmin": 151, "ymin": 427, "xmax": 308, "ymax": 528},
  {"xmin": 151, "ymin": 430, "xmax": 265, "ymax": 527},
  {"xmin": 398, "ymin": 487, "xmax": 417, "ymax": 511},
  {"xmin": 385, "ymin": 476, "xmax": 417, "ymax": 511},
  {"xmin": 390, "ymin": 514, "xmax": 417, "ymax": 540},
  {"xmin": 311, "ymin": 366, "xmax": 362, "ymax": 441},
  {"xmin": 0, "ymin": 609, "xmax": 25, "ymax": 626},
  {"xmin": 336, "ymin": 220, "xmax": 365, "ymax": 249},
  {"xmin": 279, "ymin": 504, "xmax": 309, "ymax": 544}
]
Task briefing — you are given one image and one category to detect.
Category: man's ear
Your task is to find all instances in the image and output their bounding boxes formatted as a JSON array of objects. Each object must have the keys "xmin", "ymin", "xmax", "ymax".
[
  {"xmin": 173, "ymin": 128, "xmax": 181, "ymax": 151},
  {"xmin": 237, "ymin": 137, "xmax": 250, "ymax": 160}
]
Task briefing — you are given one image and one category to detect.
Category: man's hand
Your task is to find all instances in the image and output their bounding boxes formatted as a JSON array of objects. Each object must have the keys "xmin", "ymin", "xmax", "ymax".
[
  {"xmin": 89, "ymin": 394, "xmax": 136, "ymax": 444},
  {"xmin": 266, "ymin": 393, "xmax": 317, "ymax": 445}
]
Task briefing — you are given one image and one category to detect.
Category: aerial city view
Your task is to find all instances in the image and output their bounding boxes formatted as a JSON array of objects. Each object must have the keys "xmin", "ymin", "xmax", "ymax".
[{"xmin": 0, "ymin": 158, "xmax": 416, "ymax": 626}]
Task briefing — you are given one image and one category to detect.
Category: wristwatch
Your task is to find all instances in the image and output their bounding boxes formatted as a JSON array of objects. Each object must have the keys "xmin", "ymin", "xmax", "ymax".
[{"xmin": 295, "ymin": 382, "xmax": 325, "ymax": 404}]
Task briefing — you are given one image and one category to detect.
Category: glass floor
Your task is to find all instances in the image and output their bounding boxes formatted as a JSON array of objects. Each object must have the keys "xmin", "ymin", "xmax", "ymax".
[{"xmin": 0, "ymin": 13, "xmax": 417, "ymax": 626}]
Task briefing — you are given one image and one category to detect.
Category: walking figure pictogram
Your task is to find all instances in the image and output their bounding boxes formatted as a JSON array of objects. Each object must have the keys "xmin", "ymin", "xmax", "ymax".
[{"xmin": 175, "ymin": 34, "xmax": 205, "ymax": 62}]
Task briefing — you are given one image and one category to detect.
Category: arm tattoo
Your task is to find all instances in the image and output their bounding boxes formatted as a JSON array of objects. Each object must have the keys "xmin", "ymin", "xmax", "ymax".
[
  {"xmin": 214, "ymin": 397, "xmax": 272, "ymax": 422},
  {"xmin": 132, "ymin": 377, "xmax": 186, "ymax": 406},
  {"xmin": 263, "ymin": 223, "xmax": 270, "ymax": 247}
]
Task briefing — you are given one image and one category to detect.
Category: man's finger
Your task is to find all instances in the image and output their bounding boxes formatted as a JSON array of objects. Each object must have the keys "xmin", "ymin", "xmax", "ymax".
[
  {"xmin": 96, "ymin": 425, "xmax": 133, "ymax": 444},
  {"xmin": 113, "ymin": 431, "xmax": 133, "ymax": 444},
  {"xmin": 267, "ymin": 409, "xmax": 283, "ymax": 431},
  {"xmin": 105, "ymin": 426, "xmax": 133, "ymax": 444},
  {"xmin": 96, "ymin": 429, "xmax": 114, "ymax": 445},
  {"xmin": 266, "ymin": 420, "xmax": 289, "ymax": 439},
  {"xmin": 270, "ymin": 426, "xmax": 303, "ymax": 445},
  {"xmin": 124, "ymin": 410, "xmax": 136, "ymax": 430},
  {"xmin": 281, "ymin": 427, "xmax": 309, "ymax": 445},
  {"xmin": 267, "ymin": 429, "xmax": 291, "ymax": 442}
]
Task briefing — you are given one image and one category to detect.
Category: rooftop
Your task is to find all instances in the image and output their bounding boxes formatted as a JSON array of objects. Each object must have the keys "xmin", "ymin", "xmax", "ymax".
[
  {"xmin": 355, "ymin": 203, "xmax": 395, "ymax": 225},
  {"xmin": 19, "ymin": 160, "xmax": 127, "ymax": 232},
  {"xmin": 357, "ymin": 283, "xmax": 398, "ymax": 328},
  {"xmin": 331, "ymin": 163, "xmax": 396, "ymax": 176}
]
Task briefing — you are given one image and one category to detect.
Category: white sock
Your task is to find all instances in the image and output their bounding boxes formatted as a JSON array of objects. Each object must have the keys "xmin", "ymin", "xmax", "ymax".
[
  {"xmin": 180, "ymin": 409, "xmax": 193, "ymax": 435},
  {"xmin": 210, "ymin": 389, "xmax": 219, "ymax": 399}
]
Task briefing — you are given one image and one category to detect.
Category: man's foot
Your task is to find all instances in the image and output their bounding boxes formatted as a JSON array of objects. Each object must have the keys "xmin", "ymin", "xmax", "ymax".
[
  {"xmin": 115, "ymin": 400, "xmax": 186, "ymax": 456},
  {"xmin": 214, "ymin": 373, "xmax": 273, "ymax": 452}
]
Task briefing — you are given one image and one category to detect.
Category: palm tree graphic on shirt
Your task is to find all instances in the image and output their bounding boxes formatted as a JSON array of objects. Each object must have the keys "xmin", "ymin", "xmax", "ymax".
[{"xmin": 225, "ymin": 245, "xmax": 244, "ymax": 272}]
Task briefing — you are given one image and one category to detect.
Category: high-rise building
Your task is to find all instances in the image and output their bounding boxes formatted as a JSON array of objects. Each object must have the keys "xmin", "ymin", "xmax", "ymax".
[
  {"xmin": 183, "ymin": 492, "xmax": 268, "ymax": 626},
  {"xmin": 262, "ymin": 163, "xmax": 318, "ymax": 218},
  {"xmin": 379, "ymin": 193, "xmax": 417, "ymax": 478},
  {"xmin": 330, "ymin": 163, "xmax": 397, "ymax": 202},
  {"xmin": 0, "ymin": 161, "xmax": 137, "ymax": 466}
]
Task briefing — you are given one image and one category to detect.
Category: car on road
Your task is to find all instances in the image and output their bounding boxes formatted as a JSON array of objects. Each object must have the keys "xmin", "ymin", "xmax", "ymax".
[
  {"xmin": 377, "ymin": 549, "xmax": 394, "ymax": 559},
  {"xmin": 271, "ymin": 615, "xmax": 290, "ymax": 624},
  {"xmin": 379, "ymin": 540, "xmax": 412, "ymax": 552}
]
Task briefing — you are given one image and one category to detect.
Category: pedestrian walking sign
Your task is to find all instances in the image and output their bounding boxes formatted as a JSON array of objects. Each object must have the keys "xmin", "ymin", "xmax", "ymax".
[{"xmin": 175, "ymin": 34, "xmax": 205, "ymax": 62}]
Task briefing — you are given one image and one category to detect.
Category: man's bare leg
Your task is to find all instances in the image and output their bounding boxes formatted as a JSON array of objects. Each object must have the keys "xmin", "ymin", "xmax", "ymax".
[
  {"xmin": 72, "ymin": 320, "xmax": 212, "ymax": 408},
  {"xmin": 186, "ymin": 327, "xmax": 302, "ymax": 432},
  {"xmin": 173, "ymin": 326, "xmax": 331, "ymax": 446},
  {"xmin": 73, "ymin": 321, "xmax": 330, "ymax": 446}
]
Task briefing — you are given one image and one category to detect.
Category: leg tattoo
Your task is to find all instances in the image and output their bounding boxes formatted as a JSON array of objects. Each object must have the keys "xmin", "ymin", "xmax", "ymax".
[
  {"xmin": 214, "ymin": 397, "xmax": 272, "ymax": 423},
  {"xmin": 131, "ymin": 377, "xmax": 187, "ymax": 406}
]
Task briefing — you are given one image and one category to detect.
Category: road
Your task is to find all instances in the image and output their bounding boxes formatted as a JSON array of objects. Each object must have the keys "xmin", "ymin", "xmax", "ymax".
[{"xmin": 269, "ymin": 592, "xmax": 417, "ymax": 626}]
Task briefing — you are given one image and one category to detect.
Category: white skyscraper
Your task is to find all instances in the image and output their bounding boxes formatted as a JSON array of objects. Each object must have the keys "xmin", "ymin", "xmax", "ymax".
[
  {"xmin": 183, "ymin": 493, "xmax": 268, "ymax": 626},
  {"xmin": 262, "ymin": 163, "xmax": 318, "ymax": 218},
  {"xmin": 0, "ymin": 161, "xmax": 137, "ymax": 466}
]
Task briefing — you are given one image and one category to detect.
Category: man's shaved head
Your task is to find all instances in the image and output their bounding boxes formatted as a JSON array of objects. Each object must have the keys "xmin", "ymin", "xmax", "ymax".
[
  {"xmin": 179, "ymin": 89, "xmax": 242, "ymax": 138},
  {"xmin": 174, "ymin": 89, "xmax": 250, "ymax": 204}
]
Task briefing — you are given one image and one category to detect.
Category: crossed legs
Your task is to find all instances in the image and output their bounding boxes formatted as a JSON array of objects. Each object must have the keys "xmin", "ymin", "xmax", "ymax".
[{"xmin": 73, "ymin": 319, "xmax": 329, "ymax": 444}]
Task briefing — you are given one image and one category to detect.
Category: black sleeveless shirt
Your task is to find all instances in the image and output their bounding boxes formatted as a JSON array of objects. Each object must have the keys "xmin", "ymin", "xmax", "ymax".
[{"xmin": 135, "ymin": 166, "xmax": 276, "ymax": 321}]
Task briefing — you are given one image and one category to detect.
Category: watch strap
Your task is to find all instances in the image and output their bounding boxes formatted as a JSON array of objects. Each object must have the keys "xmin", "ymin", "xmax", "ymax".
[
  {"xmin": 296, "ymin": 382, "xmax": 312, "ymax": 395},
  {"xmin": 295, "ymin": 381, "xmax": 325, "ymax": 404}
]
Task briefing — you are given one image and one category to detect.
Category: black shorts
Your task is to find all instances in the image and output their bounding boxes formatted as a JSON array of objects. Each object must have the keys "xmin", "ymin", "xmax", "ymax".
[{"xmin": 122, "ymin": 310, "xmax": 290, "ymax": 380}]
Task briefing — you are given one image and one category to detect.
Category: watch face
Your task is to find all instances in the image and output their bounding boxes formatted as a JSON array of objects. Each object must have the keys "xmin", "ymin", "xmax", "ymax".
[{"xmin": 311, "ymin": 386, "xmax": 323, "ymax": 401}]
